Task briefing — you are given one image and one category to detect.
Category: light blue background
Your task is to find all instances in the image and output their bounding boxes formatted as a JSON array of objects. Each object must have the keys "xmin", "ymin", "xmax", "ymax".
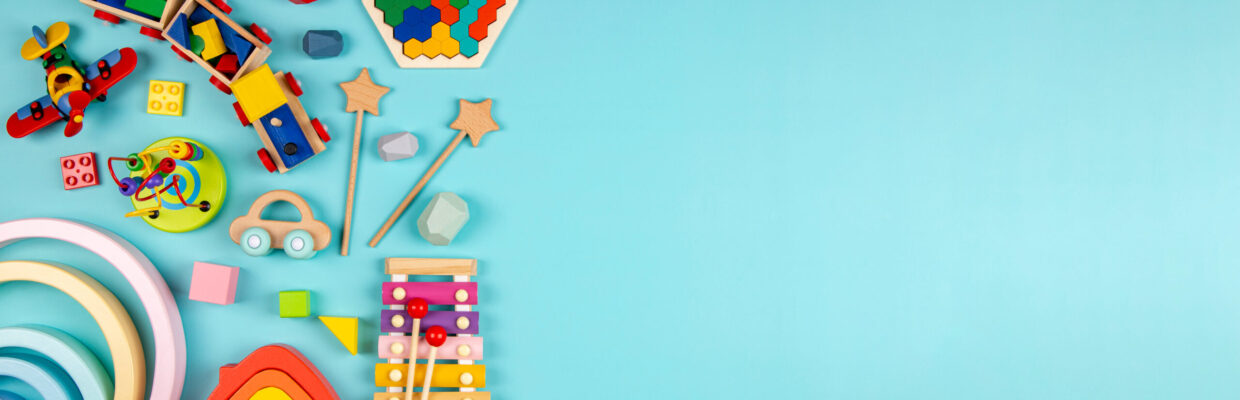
[{"xmin": 2, "ymin": 0, "xmax": 1239, "ymax": 398}]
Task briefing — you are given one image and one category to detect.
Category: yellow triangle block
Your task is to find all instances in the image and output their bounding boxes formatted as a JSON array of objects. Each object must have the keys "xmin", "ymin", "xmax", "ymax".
[{"xmin": 319, "ymin": 316, "xmax": 358, "ymax": 355}]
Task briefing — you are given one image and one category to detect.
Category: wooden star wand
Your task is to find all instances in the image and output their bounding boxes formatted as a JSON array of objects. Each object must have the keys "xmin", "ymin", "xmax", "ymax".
[{"xmin": 369, "ymin": 98, "xmax": 500, "ymax": 247}]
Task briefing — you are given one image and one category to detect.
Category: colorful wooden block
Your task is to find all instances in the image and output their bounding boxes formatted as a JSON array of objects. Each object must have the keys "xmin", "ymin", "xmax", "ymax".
[
  {"xmin": 381, "ymin": 282, "xmax": 477, "ymax": 305},
  {"xmin": 216, "ymin": 53, "xmax": 239, "ymax": 75},
  {"xmin": 377, "ymin": 335, "xmax": 483, "ymax": 360},
  {"xmin": 188, "ymin": 262, "xmax": 238, "ymax": 305},
  {"xmin": 191, "ymin": 19, "xmax": 227, "ymax": 60},
  {"xmin": 319, "ymin": 316, "xmax": 358, "ymax": 355},
  {"xmin": 379, "ymin": 310, "xmax": 477, "ymax": 334},
  {"xmin": 147, "ymin": 80, "xmax": 185, "ymax": 117},
  {"xmin": 377, "ymin": 131, "xmax": 418, "ymax": 161},
  {"xmin": 167, "ymin": 13, "xmax": 191, "ymax": 47},
  {"xmin": 60, "ymin": 152, "xmax": 99, "ymax": 190},
  {"xmin": 124, "ymin": 0, "xmax": 166, "ymax": 18},
  {"xmin": 302, "ymin": 30, "xmax": 343, "ymax": 59},
  {"xmin": 372, "ymin": 393, "xmax": 490, "ymax": 400},
  {"xmin": 279, "ymin": 290, "xmax": 311, "ymax": 318},
  {"xmin": 231, "ymin": 64, "xmax": 289, "ymax": 122},
  {"xmin": 373, "ymin": 363, "xmax": 485, "ymax": 388}
]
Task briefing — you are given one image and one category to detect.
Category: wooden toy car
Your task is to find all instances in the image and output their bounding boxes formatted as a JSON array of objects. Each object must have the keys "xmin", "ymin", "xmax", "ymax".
[
  {"xmin": 80, "ymin": 0, "xmax": 187, "ymax": 40},
  {"xmin": 162, "ymin": 0, "xmax": 272, "ymax": 94},
  {"xmin": 228, "ymin": 190, "xmax": 330, "ymax": 259},
  {"xmin": 230, "ymin": 64, "xmax": 330, "ymax": 173}
]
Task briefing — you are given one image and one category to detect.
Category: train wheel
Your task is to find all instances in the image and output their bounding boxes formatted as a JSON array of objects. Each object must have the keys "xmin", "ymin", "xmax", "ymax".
[
  {"xmin": 312, "ymin": 118, "xmax": 330, "ymax": 142},
  {"xmin": 210, "ymin": 76, "xmax": 232, "ymax": 94},
  {"xmin": 171, "ymin": 45, "xmax": 195, "ymax": 62},
  {"xmin": 257, "ymin": 149, "xmax": 277, "ymax": 173},
  {"xmin": 250, "ymin": 23, "xmax": 273, "ymax": 44},
  {"xmin": 211, "ymin": 0, "xmax": 233, "ymax": 13},
  {"xmin": 93, "ymin": 10, "xmax": 121, "ymax": 24},
  {"xmin": 285, "ymin": 72, "xmax": 304, "ymax": 96},
  {"xmin": 232, "ymin": 102, "xmax": 250, "ymax": 126},
  {"xmin": 139, "ymin": 26, "xmax": 164, "ymax": 41}
]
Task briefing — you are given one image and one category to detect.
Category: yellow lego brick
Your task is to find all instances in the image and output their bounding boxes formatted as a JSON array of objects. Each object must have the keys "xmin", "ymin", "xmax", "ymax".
[
  {"xmin": 191, "ymin": 19, "xmax": 227, "ymax": 60},
  {"xmin": 147, "ymin": 80, "xmax": 185, "ymax": 117},
  {"xmin": 374, "ymin": 363, "xmax": 485, "ymax": 388},
  {"xmin": 230, "ymin": 64, "xmax": 288, "ymax": 122}
]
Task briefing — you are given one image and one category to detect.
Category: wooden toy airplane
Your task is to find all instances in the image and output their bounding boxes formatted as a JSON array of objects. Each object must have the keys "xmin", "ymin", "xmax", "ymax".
[{"xmin": 7, "ymin": 22, "xmax": 137, "ymax": 139}]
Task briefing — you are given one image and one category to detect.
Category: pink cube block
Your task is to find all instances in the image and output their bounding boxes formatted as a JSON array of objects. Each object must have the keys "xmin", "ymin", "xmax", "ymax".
[{"xmin": 189, "ymin": 262, "xmax": 239, "ymax": 305}]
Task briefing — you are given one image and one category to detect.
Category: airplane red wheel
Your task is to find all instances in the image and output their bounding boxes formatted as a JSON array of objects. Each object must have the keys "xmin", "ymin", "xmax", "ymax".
[
  {"xmin": 250, "ymin": 23, "xmax": 273, "ymax": 45},
  {"xmin": 211, "ymin": 0, "xmax": 233, "ymax": 13},
  {"xmin": 232, "ymin": 102, "xmax": 250, "ymax": 126},
  {"xmin": 285, "ymin": 73, "xmax": 303, "ymax": 96},
  {"xmin": 312, "ymin": 118, "xmax": 330, "ymax": 142},
  {"xmin": 93, "ymin": 10, "xmax": 122, "ymax": 24},
  {"xmin": 257, "ymin": 149, "xmax": 277, "ymax": 173},
  {"xmin": 171, "ymin": 45, "xmax": 194, "ymax": 62},
  {"xmin": 139, "ymin": 27, "xmax": 164, "ymax": 41},
  {"xmin": 210, "ymin": 76, "xmax": 232, "ymax": 94}
]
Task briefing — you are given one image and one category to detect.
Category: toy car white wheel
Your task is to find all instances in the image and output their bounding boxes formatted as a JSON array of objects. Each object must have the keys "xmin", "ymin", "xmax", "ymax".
[
  {"xmin": 282, "ymin": 229, "xmax": 316, "ymax": 259},
  {"xmin": 239, "ymin": 227, "xmax": 273, "ymax": 256}
]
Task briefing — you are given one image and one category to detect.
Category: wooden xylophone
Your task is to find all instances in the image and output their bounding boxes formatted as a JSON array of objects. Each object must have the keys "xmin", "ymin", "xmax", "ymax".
[{"xmin": 375, "ymin": 258, "xmax": 488, "ymax": 400}]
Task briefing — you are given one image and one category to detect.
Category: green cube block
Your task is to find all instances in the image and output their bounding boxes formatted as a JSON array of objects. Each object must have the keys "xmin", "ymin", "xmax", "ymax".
[
  {"xmin": 279, "ymin": 290, "xmax": 311, "ymax": 318},
  {"xmin": 124, "ymin": 0, "xmax": 166, "ymax": 18}
]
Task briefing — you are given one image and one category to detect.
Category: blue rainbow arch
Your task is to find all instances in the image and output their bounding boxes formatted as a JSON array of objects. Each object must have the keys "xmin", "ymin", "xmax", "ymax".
[
  {"xmin": 0, "ymin": 325, "xmax": 112, "ymax": 400},
  {"xmin": 0, "ymin": 355, "xmax": 72, "ymax": 400}
]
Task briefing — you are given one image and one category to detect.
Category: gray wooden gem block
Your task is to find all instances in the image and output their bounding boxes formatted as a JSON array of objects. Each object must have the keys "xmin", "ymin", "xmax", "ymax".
[
  {"xmin": 417, "ymin": 192, "xmax": 470, "ymax": 246},
  {"xmin": 377, "ymin": 131, "xmax": 419, "ymax": 162},
  {"xmin": 302, "ymin": 30, "xmax": 343, "ymax": 59}
]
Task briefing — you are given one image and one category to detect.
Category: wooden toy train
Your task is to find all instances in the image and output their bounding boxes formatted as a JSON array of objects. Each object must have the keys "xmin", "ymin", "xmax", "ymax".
[{"xmin": 78, "ymin": 0, "xmax": 331, "ymax": 173}]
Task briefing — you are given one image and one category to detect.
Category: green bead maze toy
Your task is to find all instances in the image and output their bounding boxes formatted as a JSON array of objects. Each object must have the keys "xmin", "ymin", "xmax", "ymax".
[{"xmin": 107, "ymin": 137, "xmax": 227, "ymax": 232}]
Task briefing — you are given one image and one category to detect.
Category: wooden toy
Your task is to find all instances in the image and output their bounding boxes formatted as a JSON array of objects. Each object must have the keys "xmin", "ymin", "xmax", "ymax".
[
  {"xmin": 279, "ymin": 290, "xmax": 311, "ymax": 317},
  {"xmin": 370, "ymin": 99, "xmax": 500, "ymax": 247},
  {"xmin": 377, "ymin": 258, "xmax": 488, "ymax": 399},
  {"xmin": 7, "ymin": 22, "xmax": 138, "ymax": 138},
  {"xmin": 417, "ymin": 192, "xmax": 470, "ymax": 245},
  {"xmin": 319, "ymin": 316, "xmax": 359, "ymax": 355},
  {"xmin": 188, "ymin": 261, "xmax": 239, "ymax": 305},
  {"xmin": 339, "ymin": 68, "xmax": 390, "ymax": 255},
  {"xmin": 105, "ymin": 137, "xmax": 227, "ymax": 232},
  {"xmin": 0, "ymin": 218, "xmax": 187, "ymax": 400},
  {"xmin": 234, "ymin": 370, "xmax": 313, "ymax": 400},
  {"xmin": 0, "ymin": 260, "xmax": 143, "ymax": 400},
  {"xmin": 60, "ymin": 152, "xmax": 100, "ymax": 190},
  {"xmin": 361, "ymin": 0, "xmax": 518, "ymax": 68},
  {"xmin": 378, "ymin": 132, "xmax": 419, "ymax": 161},
  {"xmin": 229, "ymin": 190, "xmax": 332, "ymax": 259},
  {"xmin": 304, "ymin": 30, "xmax": 343, "ymax": 58},
  {"xmin": 232, "ymin": 64, "xmax": 331, "ymax": 173},
  {"xmin": 80, "ymin": 0, "xmax": 185, "ymax": 40},
  {"xmin": 207, "ymin": 344, "xmax": 340, "ymax": 400},
  {"xmin": 147, "ymin": 80, "xmax": 185, "ymax": 116},
  {"xmin": 164, "ymin": 0, "xmax": 273, "ymax": 93},
  {"xmin": 0, "ymin": 326, "xmax": 112, "ymax": 400}
]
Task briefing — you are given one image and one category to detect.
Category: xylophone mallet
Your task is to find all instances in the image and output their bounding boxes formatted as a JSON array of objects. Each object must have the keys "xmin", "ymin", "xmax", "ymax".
[
  {"xmin": 420, "ymin": 325, "xmax": 448, "ymax": 400},
  {"xmin": 402, "ymin": 298, "xmax": 428, "ymax": 400}
]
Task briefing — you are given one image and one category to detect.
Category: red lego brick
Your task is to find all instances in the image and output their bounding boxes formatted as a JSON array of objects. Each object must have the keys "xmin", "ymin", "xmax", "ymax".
[{"xmin": 60, "ymin": 152, "xmax": 99, "ymax": 190}]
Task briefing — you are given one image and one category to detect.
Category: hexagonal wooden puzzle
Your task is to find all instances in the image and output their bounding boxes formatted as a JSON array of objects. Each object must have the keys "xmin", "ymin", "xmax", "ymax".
[{"xmin": 361, "ymin": 0, "xmax": 518, "ymax": 68}]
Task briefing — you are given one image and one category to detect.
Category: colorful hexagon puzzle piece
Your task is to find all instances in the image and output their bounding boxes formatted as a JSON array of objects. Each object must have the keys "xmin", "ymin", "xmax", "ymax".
[
  {"xmin": 364, "ymin": 0, "xmax": 517, "ymax": 67},
  {"xmin": 189, "ymin": 262, "xmax": 239, "ymax": 305},
  {"xmin": 59, "ymin": 152, "xmax": 98, "ymax": 190},
  {"xmin": 279, "ymin": 290, "xmax": 310, "ymax": 318},
  {"xmin": 147, "ymin": 80, "xmax": 185, "ymax": 117}
]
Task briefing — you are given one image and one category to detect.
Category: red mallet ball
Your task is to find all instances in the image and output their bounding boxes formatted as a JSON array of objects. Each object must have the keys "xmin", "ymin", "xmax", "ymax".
[
  {"xmin": 425, "ymin": 326, "xmax": 447, "ymax": 347},
  {"xmin": 405, "ymin": 298, "xmax": 428, "ymax": 319}
]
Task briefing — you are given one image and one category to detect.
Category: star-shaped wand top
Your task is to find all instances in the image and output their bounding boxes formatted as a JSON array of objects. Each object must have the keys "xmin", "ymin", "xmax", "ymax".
[
  {"xmin": 340, "ymin": 68, "xmax": 390, "ymax": 116},
  {"xmin": 450, "ymin": 98, "xmax": 500, "ymax": 147}
]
